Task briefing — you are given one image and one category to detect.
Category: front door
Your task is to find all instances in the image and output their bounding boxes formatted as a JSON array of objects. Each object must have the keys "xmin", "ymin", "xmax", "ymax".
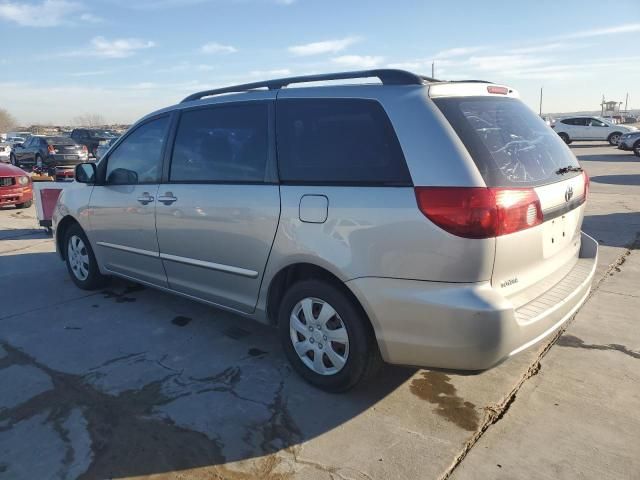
[
  {"xmin": 155, "ymin": 98, "xmax": 280, "ymax": 314},
  {"xmin": 89, "ymin": 115, "xmax": 170, "ymax": 287}
]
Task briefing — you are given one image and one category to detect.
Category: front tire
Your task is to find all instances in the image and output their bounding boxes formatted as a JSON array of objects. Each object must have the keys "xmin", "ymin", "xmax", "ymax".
[
  {"xmin": 15, "ymin": 199, "xmax": 33, "ymax": 209},
  {"xmin": 608, "ymin": 132, "xmax": 622, "ymax": 146},
  {"xmin": 559, "ymin": 133, "xmax": 571, "ymax": 145},
  {"xmin": 634, "ymin": 141, "xmax": 640, "ymax": 157},
  {"xmin": 278, "ymin": 279, "xmax": 382, "ymax": 392},
  {"xmin": 64, "ymin": 224, "xmax": 109, "ymax": 290}
]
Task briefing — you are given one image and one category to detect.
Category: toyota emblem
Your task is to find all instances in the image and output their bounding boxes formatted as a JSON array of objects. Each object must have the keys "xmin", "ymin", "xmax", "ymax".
[{"xmin": 565, "ymin": 186, "xmax": 574, "ymax": 202}]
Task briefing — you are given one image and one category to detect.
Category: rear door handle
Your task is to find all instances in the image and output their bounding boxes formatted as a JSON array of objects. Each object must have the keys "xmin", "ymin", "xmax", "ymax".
[
  {"xmin": 137, "ymin": 193, "xmax": 154, "ymax": 205},
  {"xmin": 157, "ymin": 192, "xmax": 177, "ymax": 205}
]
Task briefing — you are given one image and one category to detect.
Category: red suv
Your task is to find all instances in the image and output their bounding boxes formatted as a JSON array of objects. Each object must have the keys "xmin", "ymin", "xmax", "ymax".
[{"xmin": 0, "ymin": 163, "xmax": 33, "ymax": 208}]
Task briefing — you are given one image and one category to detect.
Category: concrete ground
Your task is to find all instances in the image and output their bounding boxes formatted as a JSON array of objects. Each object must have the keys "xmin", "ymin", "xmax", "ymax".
[{"xmin": 0, "ymin": 143, "xmax": 638, "ymax": 480}]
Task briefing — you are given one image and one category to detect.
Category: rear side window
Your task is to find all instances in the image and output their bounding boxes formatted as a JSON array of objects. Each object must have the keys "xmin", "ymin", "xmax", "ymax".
[
  {"xmin": 276, "ymin": 99, "xmax": 411, "ymax": 185},
  {"xmin": 434, "ymin": 97, "xmax": 581, "ymax": 187},
  {"xmin": 170, "ymin": 103, "xmax": 269, "ymax": 183},
  {"xmin": 561, "ymin": 118, "xmax": 587, "ymax": 126}
]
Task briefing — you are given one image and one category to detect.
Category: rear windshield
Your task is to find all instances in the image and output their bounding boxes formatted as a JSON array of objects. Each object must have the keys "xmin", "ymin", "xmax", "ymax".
[
  {"xmin": 433, "ymin": 97, "xmax": 581, "ymax": 187},
  {"xmin": 46, "ymin": 137, "xmax": 76, "ymax": 145}
]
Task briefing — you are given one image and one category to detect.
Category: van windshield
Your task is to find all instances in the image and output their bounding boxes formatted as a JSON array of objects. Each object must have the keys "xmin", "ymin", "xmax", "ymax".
[{"xmin": 433, "ymin": 96, "xmax": 581, "ymax": 187}]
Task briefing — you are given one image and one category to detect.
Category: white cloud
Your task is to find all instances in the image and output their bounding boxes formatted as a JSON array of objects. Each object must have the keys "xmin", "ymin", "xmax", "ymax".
[
  {"xmin": 90, "ymin": 36, "xmax": 155, "ymax": 58},
  {"xmin": 466, "ymin": 54, "xmax": 547, "ymax": 71},
  {"xmin": 331, "ymin": 55, "xmax": 383, "ymax": 68},
  {"xmin": 434, "ymin": 46, "xmax": 485, "ymax": 59},
  {"xmin": 200, "ymin": 42, "xmax": 237, "ymax": 54},
  {"xmin": 386, "ymin": 61, "xmax": 425, "ymax": 70},
  {"xmin": 79, "ymin": 12, "xmax": 102, "ymax": 23},
  {"xmin": 288, "ymin": 36, "xmax": 360, "ymax": 56},
  {"xmin": 0, "ymin": 0, "xmax": 81, "ymax": 26},
  {"xmin": 249, "ymin": 68, "xmax": 291, "ymax": 77},
  {"xmin": 559, "ymin": 23, "xmax": 640, "ymax": 39}
]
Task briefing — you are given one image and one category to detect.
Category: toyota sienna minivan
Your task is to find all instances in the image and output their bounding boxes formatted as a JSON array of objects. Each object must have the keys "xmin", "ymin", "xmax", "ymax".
[{"xmin": 53, "ymin": 69, "xmax": 598, "ymax": 391}]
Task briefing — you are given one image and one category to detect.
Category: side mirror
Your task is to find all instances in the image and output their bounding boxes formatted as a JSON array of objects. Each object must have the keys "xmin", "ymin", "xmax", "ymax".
[{"xmin": 75, "ymin": 163, "xmax": 96, "ymax": 183}]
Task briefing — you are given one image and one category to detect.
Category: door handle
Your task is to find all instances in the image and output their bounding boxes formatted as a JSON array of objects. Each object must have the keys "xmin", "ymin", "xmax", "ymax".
[
  {"xmin": 157, "ymin": 192, "xmax": 177, "ymax": 205},
  {"xmin": 137, "ymin": 192, "xmax": 154, "ymax": 205}
]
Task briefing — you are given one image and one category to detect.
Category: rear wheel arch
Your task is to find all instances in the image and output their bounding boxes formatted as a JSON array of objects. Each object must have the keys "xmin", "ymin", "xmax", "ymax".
[{"xmin": 266, "ymin": 262, "xmax": 374, "ymax": 334}]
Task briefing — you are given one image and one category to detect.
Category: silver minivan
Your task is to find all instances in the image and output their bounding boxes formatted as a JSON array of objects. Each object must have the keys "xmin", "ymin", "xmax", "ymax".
[{"xmin": 53, "ymin": 70, "xmax": 598, "ymax": 391}]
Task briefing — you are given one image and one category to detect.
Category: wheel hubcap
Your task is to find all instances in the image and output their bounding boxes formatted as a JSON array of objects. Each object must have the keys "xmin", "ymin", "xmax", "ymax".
[
  {"xmin": 67, "ymin": 235, "xmax": 90, "ymax": 281},
  {"xmin": 289, "ymin": 297, "xmax": 349, "ymax": 376}
]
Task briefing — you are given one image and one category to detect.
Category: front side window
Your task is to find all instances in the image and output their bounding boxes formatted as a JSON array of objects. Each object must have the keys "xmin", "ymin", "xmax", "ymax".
[
  {"xmin": 105, "ymin": 116, "xmax": 169, "ymax": 185},
  {"xmin": 590, "ymin": 118, "xmax": 606, "ymax": 127},
  {"xmin": 276, "ymin": 99, "xmax": 411, "ymax": 185},
  {"xmin": 170, "ymin": 103, "xmax": 269, "ymax": 182}
]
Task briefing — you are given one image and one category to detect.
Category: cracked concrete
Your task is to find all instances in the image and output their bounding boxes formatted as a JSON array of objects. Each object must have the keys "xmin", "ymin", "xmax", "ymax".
[{"xmin": 1, "ymin": 143, "xmax": 639, "ymax": 479}]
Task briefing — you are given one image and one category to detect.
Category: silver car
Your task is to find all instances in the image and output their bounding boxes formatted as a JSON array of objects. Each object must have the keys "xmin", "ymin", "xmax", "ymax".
[{"xmin": 53, "ymin": 70, "xmax": 598, "ymax": 391}]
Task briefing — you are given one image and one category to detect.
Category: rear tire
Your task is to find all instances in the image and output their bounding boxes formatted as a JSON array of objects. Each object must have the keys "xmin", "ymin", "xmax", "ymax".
[
  {"xmin": 10, "ymin": 154, "xmax": 16, "ymax": 166},
  {"xmin": 64, "ymin": 223, "xmax": 109, "ymax": 290},
  {"xmin": 278, "ymin": 279, "xmax": 382, "ymax": 392},
  {"xmin": 608, "ymin": 132, "xmax": 622, "ymax": 146},
  {"xmin": 559, "ymin": 133, "xmax": 571, "ymax": 145},
  {"xmin": 634, "ymin": 141, "xmax": 640, "ymax": 157},
  {"xmin": 15, "ymin": 199, "xmax": 33, "ymax": 209}
]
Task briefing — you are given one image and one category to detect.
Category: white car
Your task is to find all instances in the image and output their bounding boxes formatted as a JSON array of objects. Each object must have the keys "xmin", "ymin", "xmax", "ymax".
[
  {"xmin": 552, "ymin": 116, "xmax": 637, "ymax": 145},
  {"xmin": 0, "ymin": 143, "xmax": 10, "ymax": 163}
]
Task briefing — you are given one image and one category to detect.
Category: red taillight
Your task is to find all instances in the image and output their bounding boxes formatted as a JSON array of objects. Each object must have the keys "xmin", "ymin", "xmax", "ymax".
[
  {"xmin": 47, "ymin": 145, "xmax": 55, "ymax": 154},
  {"xmin": 582, "ymin": 171, "xmax": 589, "ymax": 199},
  {"xmin": 415, "ymin": 187, "xmax": 543, "ymax": 239}
]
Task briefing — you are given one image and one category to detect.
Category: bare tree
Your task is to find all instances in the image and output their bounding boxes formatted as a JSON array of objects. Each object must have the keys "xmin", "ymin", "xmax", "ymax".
[
  {"xmin": 0, "ymin": 108, "xmax": 17, "ymax": 133},
  {"xmin": 72, "ymin": 113, "xmax": 106, "ymax": 127}
]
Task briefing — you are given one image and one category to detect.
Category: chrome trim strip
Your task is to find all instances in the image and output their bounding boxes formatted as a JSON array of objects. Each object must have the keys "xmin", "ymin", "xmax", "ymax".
[
  {"xmin": 159, "ymin": 253, "xmax": 259, "ymax": 278},
  {"xmin": 96, "ymin": 241, "xmax": 159, "ymax": 258}
]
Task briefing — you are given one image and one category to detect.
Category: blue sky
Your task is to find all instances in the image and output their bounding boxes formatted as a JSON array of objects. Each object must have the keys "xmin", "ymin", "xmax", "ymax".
[{"xmin": 1, "ymin": 0, "xmax": 639, "ymax": 124}]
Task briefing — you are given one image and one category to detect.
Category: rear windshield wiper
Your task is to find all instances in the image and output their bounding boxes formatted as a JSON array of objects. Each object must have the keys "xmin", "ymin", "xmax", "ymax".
[{"xmin": 555, "ymin": 165, "xmax": 583, "ymax": 175}]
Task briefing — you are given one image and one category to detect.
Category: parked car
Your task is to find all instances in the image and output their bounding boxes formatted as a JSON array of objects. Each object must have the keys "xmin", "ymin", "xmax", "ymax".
[
  {"xmin": 552, "ymin": 116, "xmax": 637, "ymax": 145},
  {"xmin": 11, "ymin": 135, "xmax": 88, "ymax": 172},
  {"xmin": 0, "ymin": 143, "xmax": 10, "ymax": 163},
  {"xmin": 53, "ymin": 69, "xmax": 598, "ymax": 391},
  {"xmin": 95, "ymin": 136, "xmax": 119, "ymax": 160},
  {"xmin": 0, "ymin": 162, "xmax": 33, "ymax": 209},
  {"xmin": 6, "ymin": 136, "xmax": 26, "ymax": 147},
  {"xmin": 617, "ymin": 131, "xmax": 640, "ymax": 152},
  {"xmin": 70, "ymin": 129, "xmax": 117, "ymax": 158}
]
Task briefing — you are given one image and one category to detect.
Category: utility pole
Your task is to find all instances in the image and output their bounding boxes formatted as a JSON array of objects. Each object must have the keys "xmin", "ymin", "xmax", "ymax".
[
  {"xmin": 431, "ymin": 61, "xmax": 435, "ymax": 78},
  {"xmin": 624, "ymin": 92, "xmax": 629, "ymax": 112},
  {"xmin": 539, "ymin": 87, "xmax": 543, "ymax": 116}
]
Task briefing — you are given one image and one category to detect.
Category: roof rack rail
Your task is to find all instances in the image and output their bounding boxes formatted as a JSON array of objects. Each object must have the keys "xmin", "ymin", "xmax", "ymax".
[{"xmin": 181, "ymin": 69, "xmax": 431, "ymax": 103}]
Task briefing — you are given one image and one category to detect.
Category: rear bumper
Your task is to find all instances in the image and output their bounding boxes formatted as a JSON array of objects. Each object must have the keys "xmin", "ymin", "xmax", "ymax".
[{"xmin": 347, "ymin": 232, "xmax": 598, "ymax": 370}]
